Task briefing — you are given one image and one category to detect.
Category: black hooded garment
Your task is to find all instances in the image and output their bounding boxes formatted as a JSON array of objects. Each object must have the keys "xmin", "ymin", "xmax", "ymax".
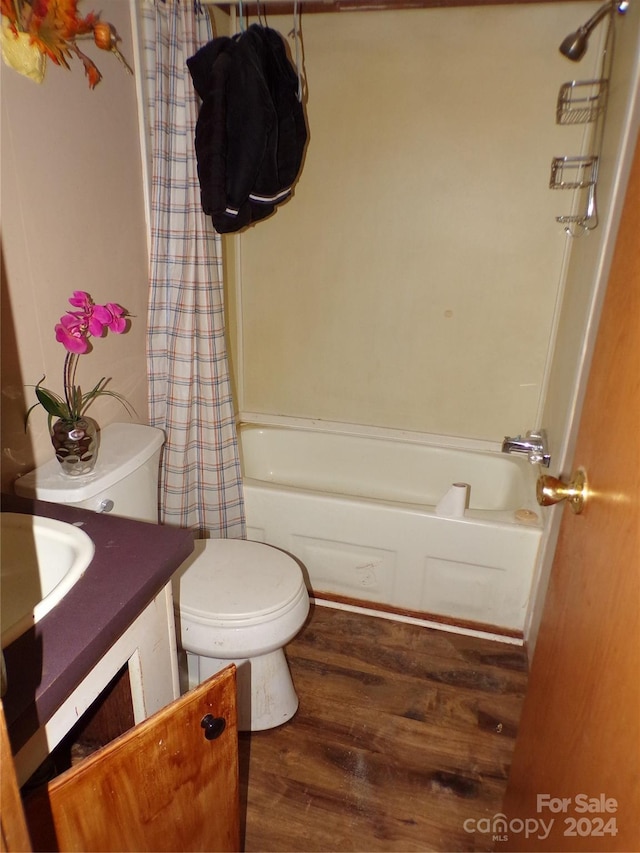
[{"xmin": 187, "ymin": 25, "xmax": 308, "ymax": 234}]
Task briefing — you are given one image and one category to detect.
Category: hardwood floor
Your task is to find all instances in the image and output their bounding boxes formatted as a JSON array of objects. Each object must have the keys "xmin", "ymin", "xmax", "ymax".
[{"xmin": 239, "ymin": 604, "xmax": 528, "ymax": 852}]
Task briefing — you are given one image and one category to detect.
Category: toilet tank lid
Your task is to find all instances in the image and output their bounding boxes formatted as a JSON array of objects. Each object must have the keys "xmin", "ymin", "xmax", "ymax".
[{"xmin": 14, "ymin": 423, "xmax": 165, "ymax": 504}]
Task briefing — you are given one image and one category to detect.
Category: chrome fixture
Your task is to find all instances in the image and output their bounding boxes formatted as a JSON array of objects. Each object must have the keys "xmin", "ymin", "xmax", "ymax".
[
  {"xmin": 502, "ymin": 429, "xmax": 551, "ymax": 467},
  {"xmin": 559, "ymin": 0, "xmax": 629, "ymax": 61}
]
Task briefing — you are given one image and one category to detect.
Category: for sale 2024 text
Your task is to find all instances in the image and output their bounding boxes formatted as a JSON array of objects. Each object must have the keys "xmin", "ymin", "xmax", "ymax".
[
  {"xmin": 537, "ymin": 793, "xmax": 618, "ymax": 839},
  {"xmin": 469, "ymin": 793, "xmax": 620, "ymax": 842}
]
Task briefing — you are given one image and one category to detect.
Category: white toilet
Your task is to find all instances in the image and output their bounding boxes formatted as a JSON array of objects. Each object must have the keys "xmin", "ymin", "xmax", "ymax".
[{"xmin": 15, "ymin": 422, "xmax": 310, "ymax": 731}]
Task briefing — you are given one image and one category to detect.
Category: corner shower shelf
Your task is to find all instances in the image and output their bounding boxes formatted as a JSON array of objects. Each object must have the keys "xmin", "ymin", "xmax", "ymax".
[
  {"xmin": 551, "ymin": 76, "xmax": 609, "ymax": 236},
  {"xmin": 556, "ymin": 79, "xmax": 608, "ymax": 125},
  {"xmin": 550, "ymin": 155, "xmax": 599, "ymax": 189},
  {"xmin": 549, "ymin": 0, "xmax": 620, "ymax": 237}
]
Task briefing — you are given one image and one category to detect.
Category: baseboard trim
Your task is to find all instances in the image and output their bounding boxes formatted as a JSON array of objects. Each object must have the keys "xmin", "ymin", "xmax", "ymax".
[{"xmin": 311, "ymin": 592, "xmax": 525, "ymax": 646}]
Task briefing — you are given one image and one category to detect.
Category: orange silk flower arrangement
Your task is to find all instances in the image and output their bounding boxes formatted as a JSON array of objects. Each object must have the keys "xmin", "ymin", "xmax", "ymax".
[{"xmin": 1, "ymin": 0, "xmax": 132, "ymax": 87}]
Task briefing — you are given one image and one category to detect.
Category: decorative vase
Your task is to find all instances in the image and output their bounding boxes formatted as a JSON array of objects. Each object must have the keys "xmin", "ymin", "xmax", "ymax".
[{"xmin": 51, "ymin": 417, "xmax": 99, "ymax": 477}]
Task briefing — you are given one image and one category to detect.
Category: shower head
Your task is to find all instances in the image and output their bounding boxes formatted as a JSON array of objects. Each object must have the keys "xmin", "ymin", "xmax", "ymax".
[{"xmin": 559, "ymin": 0, "xmax": 629, "ymax": 61}]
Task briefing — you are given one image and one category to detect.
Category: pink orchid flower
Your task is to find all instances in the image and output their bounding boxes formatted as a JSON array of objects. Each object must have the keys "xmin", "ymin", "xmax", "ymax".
[
  {"xmin": 54, "ymin": 295, "xmax": 127, "ymax": 353},
  {"xmin": 55, "ymin": 313, "xmax": 91, "ymax": 354},
  {"xmin": 68, "ymin": 291, "xmax": 93, "ymax": 310},
  {"xmin": 96, "ymin": 302, "xmax": 127, "ymax": 334},
  {"xmin": 27, "ymin": 291, "xmax": 134, "ymax": 430},
  {"xmin": 67, "ymin": 291, "xmax": 108, "ymax": 337}
]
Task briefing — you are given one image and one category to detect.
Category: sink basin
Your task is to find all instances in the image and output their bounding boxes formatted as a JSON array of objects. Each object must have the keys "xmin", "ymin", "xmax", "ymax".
[{"xmin": 1, "ymin": 513, "xmax": 95, "ymax": 648}]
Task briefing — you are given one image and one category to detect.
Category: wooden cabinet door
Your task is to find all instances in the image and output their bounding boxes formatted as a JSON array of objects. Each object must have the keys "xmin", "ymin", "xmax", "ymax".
[
  {"xmin": 1, "ymin": 698, "xmax": 32, "ymax": 852},
  {"xmin": 30, "ymin": 665, "xmax": 240, "ymax": 852}
]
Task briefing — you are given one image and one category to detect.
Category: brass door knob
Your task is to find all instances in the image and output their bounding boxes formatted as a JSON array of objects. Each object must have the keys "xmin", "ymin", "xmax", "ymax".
[{"xmin": 536, "ymin": 468, "xmax": 587, "ymax": 514}]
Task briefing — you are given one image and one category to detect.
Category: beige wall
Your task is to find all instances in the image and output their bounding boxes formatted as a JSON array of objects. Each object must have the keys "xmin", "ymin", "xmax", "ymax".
[
  {"xmin": 2, "ymin": 0, "xmax": 635, "ymax": 495},
  {"xmin": 229, "ymin": 2, "xmax": 603, "ymax": 442},
  {"xmin": 1, "ymin": 0, "xmax": 149, "ymax": 492}
]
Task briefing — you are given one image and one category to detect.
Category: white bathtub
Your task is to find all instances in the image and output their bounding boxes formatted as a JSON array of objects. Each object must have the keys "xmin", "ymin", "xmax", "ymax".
[{"xmin": 239, "ymin": 424, "xmax": 543, "ymax": 637}]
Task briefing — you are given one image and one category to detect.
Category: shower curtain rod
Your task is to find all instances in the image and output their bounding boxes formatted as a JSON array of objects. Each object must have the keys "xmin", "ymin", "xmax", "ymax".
[{"xmin": 210, "ymin": 1, "xmax": 584, "ymax": 12}]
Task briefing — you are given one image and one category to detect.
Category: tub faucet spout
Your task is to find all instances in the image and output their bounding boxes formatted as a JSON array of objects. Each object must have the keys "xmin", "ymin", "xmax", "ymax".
[{"xmin": 502, "ymin": 429, "xmax": 550, "ymax": 467}]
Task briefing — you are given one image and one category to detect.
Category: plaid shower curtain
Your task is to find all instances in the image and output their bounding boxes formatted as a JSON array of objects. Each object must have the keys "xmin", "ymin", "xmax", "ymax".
[{"xmin": 142, "ymin": 0, "xmax": 245, "ymax": 538}]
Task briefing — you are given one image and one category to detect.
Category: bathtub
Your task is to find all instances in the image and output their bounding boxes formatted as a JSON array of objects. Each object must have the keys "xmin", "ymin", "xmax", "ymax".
[{"xmin": 239, "ymin": 424, "xmax": 543, "ymax": 638}]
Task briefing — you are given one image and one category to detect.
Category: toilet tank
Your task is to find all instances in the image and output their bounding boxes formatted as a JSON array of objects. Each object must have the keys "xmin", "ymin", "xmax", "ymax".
[{"xmin": 15, "ymin": 423, "xmax": 165, "ymax": 524}]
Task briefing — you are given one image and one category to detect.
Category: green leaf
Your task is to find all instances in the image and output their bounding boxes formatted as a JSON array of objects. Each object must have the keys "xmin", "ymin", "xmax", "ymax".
[
  {"xmin": 24, "ymin": 372, "xmax": 136, "ymax": 431},
  {"xmin": 81, "ymin": 389, "xmax": 136, "ymax": 418},
  {"xmin": 78, "ymin": 377, "xmax": 136, "ymax": 418},
  {"xmin": 34, "ymin": 386, "xmax": 70, "ymax": 419},
  {"xmin": 24, "ymin": 402, "xmax": 41, "ymax": 431}
]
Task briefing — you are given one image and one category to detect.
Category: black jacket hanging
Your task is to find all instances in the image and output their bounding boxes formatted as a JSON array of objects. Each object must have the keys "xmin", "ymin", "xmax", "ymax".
[{"xmin": 188, "ymin": 24, "xmax": 308, "ymax": 234}]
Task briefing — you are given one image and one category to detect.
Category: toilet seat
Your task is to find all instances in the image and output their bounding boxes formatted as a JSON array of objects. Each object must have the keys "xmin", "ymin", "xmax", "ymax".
[{"xmin": 173, "ymin": 539, "xmax": 307, "ymax": 628}]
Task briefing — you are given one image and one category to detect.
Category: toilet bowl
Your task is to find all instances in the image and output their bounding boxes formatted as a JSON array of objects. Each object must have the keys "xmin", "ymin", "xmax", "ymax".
[
  {"xmin": 15, "ymin": 422, "xmax": 310, "ymax": 731},
  {"xmin": 174, "ymin": 538, "xmax": 309, "ymax": 730}
]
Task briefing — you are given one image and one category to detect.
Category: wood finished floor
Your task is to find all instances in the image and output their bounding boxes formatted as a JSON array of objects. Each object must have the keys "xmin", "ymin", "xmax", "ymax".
[{"xmin": 239, "ymin": 604, "xmax": 528, "ymax": 853}]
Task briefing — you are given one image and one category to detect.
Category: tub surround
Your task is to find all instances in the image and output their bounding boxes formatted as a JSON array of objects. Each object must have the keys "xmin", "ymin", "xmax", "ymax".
[
  {"xmin": 240, "ymin": 425, "xmax": 543, "ymax": 637},
  {"xmin": 1, "ymin": 494, "xmax": 194, "ymax": 759}
]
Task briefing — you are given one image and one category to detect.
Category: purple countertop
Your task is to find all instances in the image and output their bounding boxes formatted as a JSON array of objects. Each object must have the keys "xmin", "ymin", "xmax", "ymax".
[{"xmin": 1, "ymin": 494, "xmax": 194, "ymax": 754}]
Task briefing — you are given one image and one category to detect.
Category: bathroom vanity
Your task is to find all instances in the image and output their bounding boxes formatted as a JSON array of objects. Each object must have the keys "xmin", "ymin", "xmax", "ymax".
[{"xmin": 1, "ymin": 494, "xmax": 194, "ymax": 787}]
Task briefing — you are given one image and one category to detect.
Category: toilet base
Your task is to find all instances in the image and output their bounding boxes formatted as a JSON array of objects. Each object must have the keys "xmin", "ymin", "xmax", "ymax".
[{"xmin": 185, "ymin": 648, "xmax": 299, "ymax": 731}]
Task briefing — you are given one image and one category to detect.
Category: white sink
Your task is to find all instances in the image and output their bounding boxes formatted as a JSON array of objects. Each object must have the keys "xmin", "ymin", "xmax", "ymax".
[{"xmin": 1, "ymin": 513, "xmax": 95, "ymax": 649}]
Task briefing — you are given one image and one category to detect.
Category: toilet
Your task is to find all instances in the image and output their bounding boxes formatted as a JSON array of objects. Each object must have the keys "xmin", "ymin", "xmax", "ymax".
[{"xmin": 15, "ymin": 422, "xmax": 310, "ymax": 731}]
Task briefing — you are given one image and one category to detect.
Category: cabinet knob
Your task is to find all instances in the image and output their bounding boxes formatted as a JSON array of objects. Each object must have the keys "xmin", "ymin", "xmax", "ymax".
[{"xmin": 200, "ymin": 714, "xmax": 226, "ymax": 741}]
